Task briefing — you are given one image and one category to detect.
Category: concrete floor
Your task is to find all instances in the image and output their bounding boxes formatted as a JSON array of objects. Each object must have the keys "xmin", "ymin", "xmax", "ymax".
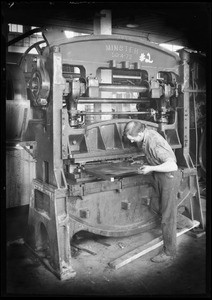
[{"xmin": 4, "ymin": 203, "xmax": 209, "ymax": 297}]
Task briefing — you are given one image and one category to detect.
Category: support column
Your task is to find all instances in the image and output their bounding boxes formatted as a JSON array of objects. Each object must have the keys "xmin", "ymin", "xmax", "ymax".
[{"xmin": 93, "ymin": 9, "xmax": 112, "ymax": 35}]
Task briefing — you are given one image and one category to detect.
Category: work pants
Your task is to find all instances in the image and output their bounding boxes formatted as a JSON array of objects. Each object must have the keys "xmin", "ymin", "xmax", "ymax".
[{"xmin": 150, "ymin": 170, "xmax": 182, "ymax": 256}]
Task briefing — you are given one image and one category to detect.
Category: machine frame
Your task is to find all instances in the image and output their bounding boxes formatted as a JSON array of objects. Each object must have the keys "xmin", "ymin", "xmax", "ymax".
[{"xmin": 6, "ymin": 30, "xmax": 204, "ymax": 280}]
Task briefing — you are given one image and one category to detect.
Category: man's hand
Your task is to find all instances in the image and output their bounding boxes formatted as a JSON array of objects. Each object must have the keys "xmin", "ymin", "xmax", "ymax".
[{"xmin": 138, "ymin": 165, "xmax": 153, "ymax": 174}]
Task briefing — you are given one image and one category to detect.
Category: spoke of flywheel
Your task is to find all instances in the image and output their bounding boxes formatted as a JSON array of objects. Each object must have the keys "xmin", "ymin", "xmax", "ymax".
[{"xmin": 35, "ymin": 45, "xmax": 41, "ymax": 54}]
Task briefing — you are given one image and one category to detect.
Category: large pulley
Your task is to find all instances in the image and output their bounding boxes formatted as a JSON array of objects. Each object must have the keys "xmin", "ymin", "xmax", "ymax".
[
  {"xmin": 18, "ymin": 40, "xmax": 51, "ymax": 107},
  {"xmin": 28, "ymin": 58, "xmax": 50, "ymax": 106}
]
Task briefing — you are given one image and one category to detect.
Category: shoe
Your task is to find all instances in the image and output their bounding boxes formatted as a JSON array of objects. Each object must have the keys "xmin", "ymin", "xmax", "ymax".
[
  {"xmin": 151, "ymin": 251, "xmax": 174, "ymax": 263},
  {"xmin": 177, "ymin": 213, "xmax": 194, "ymax": 229}
]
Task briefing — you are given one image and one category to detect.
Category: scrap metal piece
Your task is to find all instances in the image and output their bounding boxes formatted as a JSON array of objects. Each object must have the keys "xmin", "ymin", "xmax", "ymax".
[
  {"xmin": 93, "ymin": 238, "xmax": 111, "ymax": 247},
  {"xmin": 118, "ymin": 242, "xmax": 125, "ymax": 249},
  {"xmin": 70, "ymin": 243, "xmax": 97, "ymax": 256}
]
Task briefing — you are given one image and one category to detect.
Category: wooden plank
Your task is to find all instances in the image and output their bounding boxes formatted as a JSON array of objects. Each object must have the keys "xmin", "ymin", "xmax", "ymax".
[{"xmin": 108, "ymin": 220, "xmax": 200, "ymax": 270}]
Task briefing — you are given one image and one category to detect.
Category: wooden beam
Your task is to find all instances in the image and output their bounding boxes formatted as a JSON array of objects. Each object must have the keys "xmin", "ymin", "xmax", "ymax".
[{"xmin": 108, "ymin": 220, "xmax": 200, "ymax": 270}]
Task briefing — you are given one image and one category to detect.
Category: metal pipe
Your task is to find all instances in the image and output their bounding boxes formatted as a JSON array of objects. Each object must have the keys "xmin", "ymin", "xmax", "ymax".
[
  {"xmin": 183, "ymin": 89, "xmax": 206, "ymax": 93},
  {"xmin": 99, "ymin": 85, "xmax": 148, "ymax": 92},
  {"xmin": 7, "ymin": 27, "xmax": 44, "ymax": 46},
  {"xmin": 78, "ymin": 111, "xmax": 149, "ymax": 115},
  {"xmin": 199, "ymin": 128, "xmax": 206, "ymax": 173},
  {"xmin": 78, "ymin": 97, "xmax": 149, "ymax": 104}
]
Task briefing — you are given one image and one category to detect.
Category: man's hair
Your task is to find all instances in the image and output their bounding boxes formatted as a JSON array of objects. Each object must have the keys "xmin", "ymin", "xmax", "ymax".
[{"xmin": 123, "ymin": 121, "xmax": 146, "ymax": 137}]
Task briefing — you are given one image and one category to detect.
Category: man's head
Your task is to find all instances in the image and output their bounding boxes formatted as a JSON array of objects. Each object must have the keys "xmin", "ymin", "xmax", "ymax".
[{"xmin": 123, "ymin": 121, "xmax": 146, "ymax": 143}]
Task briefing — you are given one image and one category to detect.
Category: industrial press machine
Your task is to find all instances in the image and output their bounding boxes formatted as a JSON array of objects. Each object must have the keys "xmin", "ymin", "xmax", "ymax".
[{"xmin": 6, "ymin": 28, "xmax": 204, "ymax": 280}]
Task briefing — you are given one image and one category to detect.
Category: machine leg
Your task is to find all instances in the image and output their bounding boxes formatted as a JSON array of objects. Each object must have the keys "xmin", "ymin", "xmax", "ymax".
[
  {"xmin": 25, "ymin": 182, "xmax": 77, "ymax": 280},
  {"xmin": 177, "ymin": 172, "xmax": 205, "ymax": 230},
  {"xmin": 190, "ymin": 174, "xmax": 205, "ymax": 229}
]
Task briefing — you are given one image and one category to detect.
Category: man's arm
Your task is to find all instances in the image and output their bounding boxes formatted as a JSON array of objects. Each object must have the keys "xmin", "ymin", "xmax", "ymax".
[{"xmin": 138, "ymin": 159, "xmax": 178, "ymax": 174}]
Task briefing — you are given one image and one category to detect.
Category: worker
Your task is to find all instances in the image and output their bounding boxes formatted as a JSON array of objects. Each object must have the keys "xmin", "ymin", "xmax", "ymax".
[{"xmin": 123, "ymin": 120, "xmax": 190, "ymax": 263}]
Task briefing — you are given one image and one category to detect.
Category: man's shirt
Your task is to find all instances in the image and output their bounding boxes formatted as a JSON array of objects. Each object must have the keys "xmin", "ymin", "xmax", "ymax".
[{"xmin": 137, "ymin": 129, "xmax": 177, "ymax": 166}]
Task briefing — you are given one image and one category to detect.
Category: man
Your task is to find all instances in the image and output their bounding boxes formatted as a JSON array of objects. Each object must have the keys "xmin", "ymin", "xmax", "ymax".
[{"xmin": 123, "ymin": 120, "xmax": 182, "ymax": 263}]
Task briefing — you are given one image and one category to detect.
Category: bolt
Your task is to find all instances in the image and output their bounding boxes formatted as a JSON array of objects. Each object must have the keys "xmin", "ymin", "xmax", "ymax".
[{"xmin": 53, "ymin": 46, "xmax": 60, "ymax": 53}]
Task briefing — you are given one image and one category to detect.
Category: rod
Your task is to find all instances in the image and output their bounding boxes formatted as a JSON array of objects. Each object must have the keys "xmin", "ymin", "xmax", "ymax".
[
  {"xmin": 78, "ymin": 97, "xmax": 149, "ymax": 104},
  {"xmin": 78, "ymin": 111, "xmax": 149, "ymax": 115},
  {"xmin": 184, "ymin": 89, "xmax": 206, "ymax": 93},
  {"xmin": 99, "ymin": 85, "xmax": 147, "ymax": 92},
  {"xmin": 70, "ymin": 243, "xmax": 97, "ymax": 255},
  {"xmin": 7, "ymin": 27, "xmax": 44, "ymax": 46}
]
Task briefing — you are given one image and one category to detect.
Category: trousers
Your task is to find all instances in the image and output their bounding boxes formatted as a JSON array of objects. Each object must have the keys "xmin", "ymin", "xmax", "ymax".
[{"xmin": 149, "ymin": 169, "xmax": 182, "ymax": 256}]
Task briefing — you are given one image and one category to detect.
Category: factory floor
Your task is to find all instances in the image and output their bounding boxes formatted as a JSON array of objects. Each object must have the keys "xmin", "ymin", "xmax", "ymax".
[{"xmin": 3, "ymin": 197, "xmax": 209, "ymax": 297}]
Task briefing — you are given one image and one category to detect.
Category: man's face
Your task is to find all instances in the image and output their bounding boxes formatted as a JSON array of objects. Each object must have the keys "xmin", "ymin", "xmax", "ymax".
[{"xmin": 126, "ymin": 132, "xmax": 144, "ymax": 143}]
